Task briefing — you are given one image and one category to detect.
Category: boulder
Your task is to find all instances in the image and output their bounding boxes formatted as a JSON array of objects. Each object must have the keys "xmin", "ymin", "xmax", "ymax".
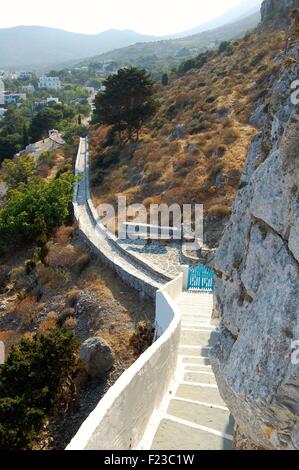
[{"xmin": 80, "ymin": 337, "xmax": 115, "ymax": 377}]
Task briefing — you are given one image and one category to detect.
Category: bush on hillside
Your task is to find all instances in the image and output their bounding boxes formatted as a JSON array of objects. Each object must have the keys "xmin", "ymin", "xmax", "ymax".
[
  {"xmin": 218, "ymin": 41, "xmax": 234, "ymax": 55},
  {"xmin": 178, "ymin": 51, "xmax": 210, "ymax": 74},
  {"xmin": 0, "ymin": 172, "xmax": 74, "ymax": 249},
  {"xmin": 0, "ymin": 328, "xmax": 79, "ymax": 449},
  {"xmin": 2, "ymin": 154, "xmax": 37, "ymax": 189}
]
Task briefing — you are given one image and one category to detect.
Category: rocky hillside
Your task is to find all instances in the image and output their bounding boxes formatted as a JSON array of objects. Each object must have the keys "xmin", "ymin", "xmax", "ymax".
[
  {"xmin": 90, "ymin": 18, "xmax": 286, "ymax": 247},
  {"xmin": 211, "ymin": 1, "xmax": 299, "ymax": 450},
  {"xmin": 83, "ymin": 12, "xmax": 261, "ymax": 77}
]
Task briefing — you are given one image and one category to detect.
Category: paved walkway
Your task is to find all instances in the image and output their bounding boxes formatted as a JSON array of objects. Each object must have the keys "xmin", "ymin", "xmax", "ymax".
[
  {"xmin": 77, "ymin": 137, "xmax": 199, "ymax": 282},
  {"xmin": 75, "ymin": 139, "xmax": 232, "ymax": 450},
  {"xmin": 74, "ymin": 138, "xmax": 167, "ymax": 296},
  {"xmin": 141, "ymin": 292, "xmax": 233, "ymax": 450},
  {"xmin": 118, "ymin": 239, "xmax": 184, "ymax": 278}
]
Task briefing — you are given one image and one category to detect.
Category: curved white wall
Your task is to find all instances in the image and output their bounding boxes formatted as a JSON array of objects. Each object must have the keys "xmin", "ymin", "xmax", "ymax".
[
  {"xmin": 73, "ymin": 138, "xmax": 171, "ymax": 300},
  {"xmin": 155, "ymin": 274, "xmax": 184, "ymax": 338},
  {"xmin": 66, "ymin": 274, "xmax": 183, "ymax": 450}
]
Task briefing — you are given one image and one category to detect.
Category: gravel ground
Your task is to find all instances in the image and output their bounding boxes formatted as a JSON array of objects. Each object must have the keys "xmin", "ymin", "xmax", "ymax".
[{"xmin": 117, "ymin": 240, "xmax": 186, "ymax": 278}]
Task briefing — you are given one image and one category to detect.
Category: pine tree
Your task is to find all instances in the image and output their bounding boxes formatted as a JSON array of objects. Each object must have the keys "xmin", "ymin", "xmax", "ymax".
[{"xmin": 94, "ymin": 67, "xmax": 158, "ymax": 143}]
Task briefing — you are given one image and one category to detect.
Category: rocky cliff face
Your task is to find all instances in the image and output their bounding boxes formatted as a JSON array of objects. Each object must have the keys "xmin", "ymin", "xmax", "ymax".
[
  {"xmin": 211, "ymin": 6, "xmax": 299, "ymax": 450},
  {"xmin": 261, "ymin": 0, "xmax": 299, "ymax": 21}
]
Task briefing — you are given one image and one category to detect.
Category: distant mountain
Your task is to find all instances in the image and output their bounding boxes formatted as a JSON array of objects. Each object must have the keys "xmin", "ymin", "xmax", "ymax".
[
  {"xmin": 0, "ymin": 26, "xmax": 160, "ymax": 69},
  {"xmin": 80, "ymin": 12, "xmax": 261, "ymax": 74},
  {"xmin": 170, "ymin": 0, "xmax": 262, "ymax": 38},
  {"xmin": 0, "ymin": 1, "xmax": 262, "ymax": 70}
]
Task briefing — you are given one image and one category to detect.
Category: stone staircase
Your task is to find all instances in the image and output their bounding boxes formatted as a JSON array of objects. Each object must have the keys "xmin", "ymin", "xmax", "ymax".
[
  {"xmin": 73, "ymin": 138, "xmax": 233, "ymax": 450},
  {"xmin": 141, "ymin": 292, "xmax": 234, "ymax": 450}
]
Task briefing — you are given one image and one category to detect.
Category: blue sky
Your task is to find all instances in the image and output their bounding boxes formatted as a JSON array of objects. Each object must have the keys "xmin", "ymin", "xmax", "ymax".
[{"xmin": 0, "ymin": 0, "xmax": 262, "ymax": 35}]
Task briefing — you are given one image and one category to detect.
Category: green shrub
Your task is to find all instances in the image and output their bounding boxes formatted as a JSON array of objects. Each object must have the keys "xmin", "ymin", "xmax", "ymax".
[
  {"xmin": 178, "ymin": 52, "xmax": 210, "ymax": 74},
  {"xmin": 2, "ymin": 154, "xmax": 37, "ymax": 189},
  {"xmin": 161, "ymin": 73, "xmax": 169, "ymax": 86},
  {"xmin": 0, "ymin": 172, "xmax": 74, "ymax": 248},
  {"xmin": 25, "ymin": 259, "xmax": 36, "ymax": 274},
  {"xmin": 39, "ymin": 151, "xmax": 51, "ymax": 161},
  {"xmin": 250, "ymin": 51, "xmax": 266, "ymax": 68},
  {"xmin": 219, "ymin": 41, "xmax": 232, "ymax": 54},
  {"xmin": 0, "ymin": 328, "xmax": 79, "ymax": 449}
]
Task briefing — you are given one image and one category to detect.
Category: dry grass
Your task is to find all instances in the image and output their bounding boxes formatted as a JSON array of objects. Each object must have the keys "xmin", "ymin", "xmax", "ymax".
[
  {"xmin": 0, "ymin": 330, "xmax": 22, "ymax": 358},
  {"xmin": 89, "ymin": 24, "xmax": 285, "ymax": 244},
  {"xmin": 0, "ymin": 223, "xmax": 154, "ymax": 366},
  {"xmin": 14, "ymin": 295, "xmax": 41, "ymax": 329},
  {"xmin": 38, "ymin": 311, "xmax": 59, "ymax": 334}
]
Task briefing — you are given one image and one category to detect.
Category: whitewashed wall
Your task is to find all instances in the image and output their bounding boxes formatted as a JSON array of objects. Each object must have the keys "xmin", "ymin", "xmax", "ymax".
[
  {"xmin": 155, "ymin": 274, "xmax": 183, "ymax": 338},
  {"xmin": 73, "ymin": 138, "xmax": 171, "ymax": 301},
  {"xmin": 66, "ymin": 275, "xmax": 183, "ymax": 450}
]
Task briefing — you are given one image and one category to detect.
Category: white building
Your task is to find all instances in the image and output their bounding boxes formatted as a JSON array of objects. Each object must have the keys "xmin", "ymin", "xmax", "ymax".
[
  {"xmin": 38, "ymin": 76, "xmax": 62, "ymax": 90},
  {"xmin": 17, "ymin": 71, "xmax": 32, "ymax": 80},
  {"xmin": 0, "ymin": 71, "xmax": 17, "ymax": 80},
  {"xmin": 19, "ymin": 85, "xmax": 35, "ymax": 93},
  {"xmin": 46, "ymin": 96, "xmax": 60, "ymax": 104},
  {"xmin": 4, "ymin": 93, "xmax": 26, "ymax": 105}
]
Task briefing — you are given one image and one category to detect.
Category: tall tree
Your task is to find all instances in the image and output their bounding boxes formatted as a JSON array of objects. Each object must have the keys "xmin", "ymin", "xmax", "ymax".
[
  {"xmin": 29, "ymin": 108, "xmax": 63, "ymax": 142},
  {"xmin": 94, "ymin": 67, "xmax": 158, "ymax": 142},
  {"xmin": 0, "ymin": 109, "xmax": 25, "ymax": 161}
]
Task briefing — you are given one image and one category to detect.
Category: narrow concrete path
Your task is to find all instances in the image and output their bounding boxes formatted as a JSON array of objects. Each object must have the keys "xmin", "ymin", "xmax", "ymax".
[
  {"xmin": 142, "ymin": 292, "xmax": 233, "ymax": 450},
  {"xmin": 75, "ymin": 139, "xmax": 232, "ymax": 450},
  {"xmin": 74, "ymin": 138, "xmax": 167, "ymax": 297}
]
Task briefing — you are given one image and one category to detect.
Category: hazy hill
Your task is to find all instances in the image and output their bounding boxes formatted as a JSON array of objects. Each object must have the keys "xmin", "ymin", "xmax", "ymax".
[
  {"xmin": 81, "ymin": 12, "xmax": 261, "ymax": 73},
  {"xmin": 0, "ymin": 26, "xmax": 160, "ymax": 69},
  {"xmin": 0, "ymin": 2, "xmax": 261, "ymax": 70},
  {"xmin": 169, "ymin": 0, "xmax": 262, "ymax": 38}
]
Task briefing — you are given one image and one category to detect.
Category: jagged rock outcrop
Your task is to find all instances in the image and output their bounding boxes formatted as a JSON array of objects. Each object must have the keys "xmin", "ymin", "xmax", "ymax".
[
  {"xmin": 211, "ymin": 6, "xmax": 299, "ymax": 450},
  {"xmin": 261, "ymin": 0, "xmax": 299, "ymax": 21}
]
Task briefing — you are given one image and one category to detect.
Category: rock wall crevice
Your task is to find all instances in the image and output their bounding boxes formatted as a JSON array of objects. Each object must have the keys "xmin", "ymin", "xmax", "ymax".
[{"xmin": 211, "ymin": 3, "xmax": 299, "ymax": 450}]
